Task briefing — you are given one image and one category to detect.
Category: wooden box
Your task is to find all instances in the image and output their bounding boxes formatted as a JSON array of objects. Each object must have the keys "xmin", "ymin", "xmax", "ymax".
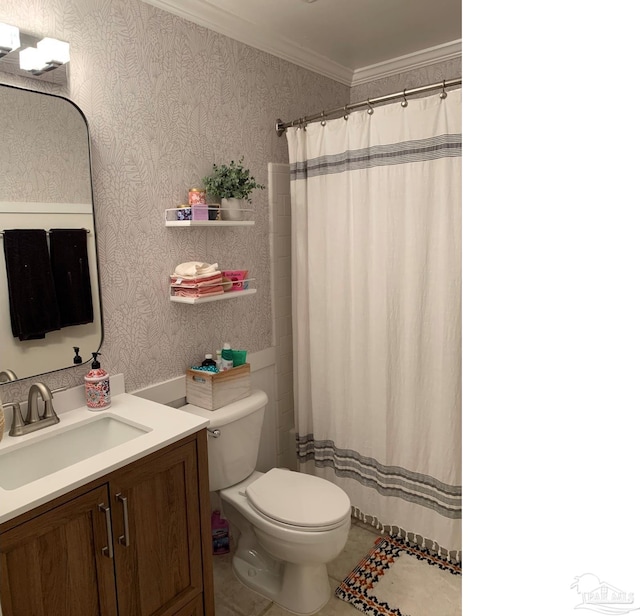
[{"xmin": 186, "ymin": 363, "xmax": 251, "ymax": 410}]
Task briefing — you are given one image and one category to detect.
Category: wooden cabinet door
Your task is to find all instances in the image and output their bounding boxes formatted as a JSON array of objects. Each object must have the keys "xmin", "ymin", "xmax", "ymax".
[
  {"xmin": 109, "ymin": 441, "xmax": 204, "ymax": 616},
  {"xmin": 174, "ymin": 596, "xmax": 205, "ymax": 616},
  {"xmin": 0, "ymin": 484, "xmax": 118, "ymax": 616}
]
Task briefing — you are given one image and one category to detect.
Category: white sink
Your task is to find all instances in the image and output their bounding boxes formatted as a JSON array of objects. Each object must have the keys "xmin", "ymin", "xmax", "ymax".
[{"xmin": 0, "ymin": 415, "xmax": 150, "ymax": 490}]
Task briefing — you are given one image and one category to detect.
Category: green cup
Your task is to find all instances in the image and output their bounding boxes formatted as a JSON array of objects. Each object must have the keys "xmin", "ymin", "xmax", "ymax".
[{"xmin": 232, "ymin": 350, "xmax": 247, "ymax": 367}]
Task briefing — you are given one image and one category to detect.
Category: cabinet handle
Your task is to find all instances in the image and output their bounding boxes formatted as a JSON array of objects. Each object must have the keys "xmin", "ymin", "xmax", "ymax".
[
  {"xmin": 98, "ymin": 503, "xmax": 114, "ymax": 558},
  {"xmin": 116, "ymin": 493, "xmax": 130, "ymax": 547}
]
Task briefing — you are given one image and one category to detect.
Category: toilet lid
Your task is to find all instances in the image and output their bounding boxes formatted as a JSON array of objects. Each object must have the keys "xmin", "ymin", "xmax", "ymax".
[{"xmin": 246, "ymin": 468, "xmax": 351, "ymax": 529}]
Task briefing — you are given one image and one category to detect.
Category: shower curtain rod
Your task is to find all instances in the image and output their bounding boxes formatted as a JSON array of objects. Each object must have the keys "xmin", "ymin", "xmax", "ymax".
[{"xmin": 275, "ymin": 77, "xmax": 461, "ymax": 136}]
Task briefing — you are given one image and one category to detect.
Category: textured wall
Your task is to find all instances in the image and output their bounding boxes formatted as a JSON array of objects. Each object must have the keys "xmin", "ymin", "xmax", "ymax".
[
  {"xmin": 350, "ymin": 57, "xmax": 461, "ymax": 103},
  {"xmin": 0, "ymin": 0, "xmax": 349, "ymax": 402}
]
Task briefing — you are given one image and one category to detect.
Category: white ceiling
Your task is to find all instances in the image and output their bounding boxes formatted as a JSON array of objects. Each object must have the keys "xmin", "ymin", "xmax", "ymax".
[{"xmin": 142, "ymin": 0, "xmax": 462, "ymax": 86}]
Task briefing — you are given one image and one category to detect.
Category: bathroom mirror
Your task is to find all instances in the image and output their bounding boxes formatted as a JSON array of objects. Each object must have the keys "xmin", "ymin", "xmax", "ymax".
[{"xmin": 0, "ymin": 83, "xmax": 102, "ymax": 382}]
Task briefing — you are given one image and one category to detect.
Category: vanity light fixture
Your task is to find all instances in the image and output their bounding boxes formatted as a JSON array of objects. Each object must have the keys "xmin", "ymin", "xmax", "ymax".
[
  {"xmin": 0, "ymin": 28, "xmax": 69, "ymax": 86},
  {"xmin": 37, "ymin": 37, "xmax": 70, "ymax": 65},
  {"xmin": 19, "ymin": 37, "xmax": 70, "ymax": 75},
  {"xmin": 18, "ymin": 46, "xmax": 43, "ymax": 72},
  {"xmin": 0, "ymin": 22, "xmax": 20, "ymax": 57}
]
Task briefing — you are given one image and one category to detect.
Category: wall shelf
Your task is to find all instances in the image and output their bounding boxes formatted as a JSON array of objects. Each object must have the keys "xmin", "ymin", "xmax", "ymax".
[
  {"xmin": 165, "ymin": 207, "xmax": 254, "ymax": 226},
  {"xmin": 167, "ymin": 205, "xmax": 256, "ymax": 302},
  {"xmin": 169, "ymin": 289, "xmax": 256, "ymax": 304},
  {"xmin": 165, "ymin": 220, "xmax": 254, "ymax": 227}
]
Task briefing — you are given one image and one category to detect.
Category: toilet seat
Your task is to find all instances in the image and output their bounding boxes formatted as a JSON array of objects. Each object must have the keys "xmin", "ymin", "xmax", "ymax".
[{"xmin": 245, "ymin": 468, "xmax": 351, "ymax": 531}]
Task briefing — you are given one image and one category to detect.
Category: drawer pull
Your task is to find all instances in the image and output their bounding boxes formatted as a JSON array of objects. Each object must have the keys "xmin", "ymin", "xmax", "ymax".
[
  {"xmin": 98, "ymin": 503, "xmax": 114, "ymax": 558},
  {"xmin": 116, "ymin": 493, "xmax": 130, "ymax": 547}
]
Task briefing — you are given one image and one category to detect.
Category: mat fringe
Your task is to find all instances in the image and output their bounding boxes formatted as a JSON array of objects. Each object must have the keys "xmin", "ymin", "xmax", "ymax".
[
  {"xmin": 352, "ymin": 505, "xmax": 462, "ymax": 568},
  {"xmin": 335, "ymin": 533, "xmax": 460, "ymax": 616}
]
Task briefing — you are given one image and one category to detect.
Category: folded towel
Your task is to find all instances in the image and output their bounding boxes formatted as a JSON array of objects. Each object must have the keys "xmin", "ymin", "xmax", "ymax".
[
  {"xmin": 170, "ymin": 272, "xmax": 222, "ymax": 287},
  {"xmin": 2, "ymin": 229, "xmax": 61, "ymax": 340},
  {"xmin": 171, "ymin": 285, "xmax": 224, "ymax": 298},
  {"xmin": 172, "ymin": 261, "xmax": 219, "ymax": 279},
  {"xmin": 49, "ymin": 229, "xmax": 94, "ymax": 327}
]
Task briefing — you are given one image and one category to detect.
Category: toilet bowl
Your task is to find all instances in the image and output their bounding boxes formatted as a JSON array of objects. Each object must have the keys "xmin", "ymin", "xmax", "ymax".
[
  {"xmin": 222, "ymin": 469, "xmax": 351, "ymax": 614},
  {"xmin": 181, "ymin": 390, "xmax": 351, "ymax": 615}
]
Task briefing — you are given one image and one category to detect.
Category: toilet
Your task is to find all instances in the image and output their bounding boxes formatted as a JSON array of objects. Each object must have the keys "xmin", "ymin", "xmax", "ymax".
[{"xmin": 181, "ymin": 390, "xmax": 351, "ymax": 615}]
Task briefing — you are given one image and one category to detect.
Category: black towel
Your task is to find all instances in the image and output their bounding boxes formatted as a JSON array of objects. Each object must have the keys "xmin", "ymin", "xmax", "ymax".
[
  {"xmin": 49, "ymin": 229, "xmax": 94, "ymax": 327},
  {"xmin": 2, "ymin": 229, "xmax": 61, "ymax": 340}
]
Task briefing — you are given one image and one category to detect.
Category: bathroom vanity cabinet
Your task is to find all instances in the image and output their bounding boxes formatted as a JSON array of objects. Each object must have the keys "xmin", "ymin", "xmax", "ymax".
[{"xmin": 0, "ymin": 431, "xmax": 214, "ymax": 616}]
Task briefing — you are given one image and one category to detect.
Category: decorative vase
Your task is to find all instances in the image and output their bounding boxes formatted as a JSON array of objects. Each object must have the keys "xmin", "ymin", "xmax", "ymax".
[{"xmin": 221, "ymin": 197, "xmax": 245, "ymax": 221}]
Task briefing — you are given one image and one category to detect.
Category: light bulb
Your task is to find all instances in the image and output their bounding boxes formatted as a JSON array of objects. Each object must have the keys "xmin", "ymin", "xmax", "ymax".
[
  {"xmin": 36, "ymin": 37, "xmax": 70, "ymax": 65},
  {"xmin": 19, "ymin": 46, "xmax": 46, "ymax": 72},
  {"xmin": 0, "ymin": 22, "xmax": 20, "ymax": 55}
]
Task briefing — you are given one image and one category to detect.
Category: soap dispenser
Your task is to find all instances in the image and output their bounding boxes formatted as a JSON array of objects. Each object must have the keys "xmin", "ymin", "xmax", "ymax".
[{"xmin": 85, "ymin": 352, "xmax": 111, "ymax": 410}]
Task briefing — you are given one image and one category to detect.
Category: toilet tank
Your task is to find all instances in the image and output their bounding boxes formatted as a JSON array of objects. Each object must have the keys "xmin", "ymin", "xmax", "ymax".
[{"xmin": 181, "ymin": 389, "xmax": 268, "ymax": 491}]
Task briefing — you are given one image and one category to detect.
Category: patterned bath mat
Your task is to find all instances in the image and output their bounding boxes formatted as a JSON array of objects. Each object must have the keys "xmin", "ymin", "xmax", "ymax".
[{"xmin": 335, "ymin": 535, "xmax": 461, "ymax": 616}]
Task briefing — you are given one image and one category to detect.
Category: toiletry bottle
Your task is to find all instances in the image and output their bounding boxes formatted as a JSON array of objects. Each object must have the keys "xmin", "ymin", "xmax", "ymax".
[
  {"xmin": 216, "ymin": 349, "xmax": 222, "ymax": 367},
  {"xmin": 219, "ymin": 343, "xmax": 234, "ymax": 371},
  {"xmin": 211, "ymin": 510, "xmax": 230, "ymax": 554},
  {"xmin": 73, "ymin": 346, "xmax": 83, "ymax": 364},
  {"xmin": 202, "ymin": 353, "xmax": 215, "ymax": 367},
  {"xmin": 85, "ymin": 352, "xmax": 111, "ymax": 410}
]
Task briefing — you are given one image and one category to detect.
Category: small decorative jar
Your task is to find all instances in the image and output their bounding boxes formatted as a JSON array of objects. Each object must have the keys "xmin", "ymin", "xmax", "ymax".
[
  {"xmin": 188, "ymin": 189, "xmax": 206, "ymax": 205},
  {"xmin": 176, "ymin": 205, "xmax": 192, "ymax": 221}
]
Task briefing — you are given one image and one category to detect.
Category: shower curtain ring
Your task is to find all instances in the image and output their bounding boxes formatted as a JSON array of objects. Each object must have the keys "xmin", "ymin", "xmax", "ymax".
[
  {"xmin": 366, "ymin": 99, "xmax": 374, "ymax": 115},
  {"xmin": 440, "ymin": 80, "xmax": 448, "ymax": 99},
  {"xmin": 401, "ymin": 89, "xmax": 408, "ymax": 107},
  {"xmin": 302, "ymin": 116, "xmax": 308, "ymax": 131},
  {"xmin": 343, "ymin": 105, "xmax": 350, "ymax": 120},
  {"xmin": 320, "ymin": 111, "xmax": 326, "ymax": 127}
]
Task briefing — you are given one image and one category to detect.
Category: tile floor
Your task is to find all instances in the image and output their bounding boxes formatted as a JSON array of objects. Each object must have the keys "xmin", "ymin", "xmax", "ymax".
[{"xmin": 211, "ymin": 519, "xmax": 461, "ymax": 616}]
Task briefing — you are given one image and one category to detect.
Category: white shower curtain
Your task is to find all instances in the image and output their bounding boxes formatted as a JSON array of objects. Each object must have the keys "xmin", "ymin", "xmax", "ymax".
[{"xmin": 286, "ymin": 89, "xmax": 461, "ymax": 563}]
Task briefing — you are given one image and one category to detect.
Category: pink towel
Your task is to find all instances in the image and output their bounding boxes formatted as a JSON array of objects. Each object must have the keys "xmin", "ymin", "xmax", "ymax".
[
  {"xmin": 170, "ymin": 272, "xmax": 222, "ymax": 288},
  {"xmin": 172, "ymin": 285, "xmax": 224, "ymax": 298}
]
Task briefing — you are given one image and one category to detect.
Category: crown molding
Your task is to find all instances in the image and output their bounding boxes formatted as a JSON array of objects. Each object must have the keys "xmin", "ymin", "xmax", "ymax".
[
  {"xmin": 141, "ymin": 0, "xmax": 353, "ymax": 85},
  {"xmin": 142, "ymin": 0, "xmax": 460, "ymax": 87},
  {"xmin": 351, "ymin": 39, "xmax": 462, "ymax": 87}
]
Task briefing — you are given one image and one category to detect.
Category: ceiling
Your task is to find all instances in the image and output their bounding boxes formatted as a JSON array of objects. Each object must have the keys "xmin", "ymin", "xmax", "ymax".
[{"xmin": 142, "ymin": 0, "xmax": 462, "ymax": 86}]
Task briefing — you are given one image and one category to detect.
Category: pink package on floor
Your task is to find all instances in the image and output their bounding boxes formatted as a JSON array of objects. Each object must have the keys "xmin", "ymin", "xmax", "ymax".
[{"xmin": 222, "ymin": 270, "xmax": 248, "ymax": 291}]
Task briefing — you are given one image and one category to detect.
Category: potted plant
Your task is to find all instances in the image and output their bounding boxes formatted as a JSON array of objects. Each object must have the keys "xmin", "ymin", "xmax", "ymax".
[{"xmin": 202, "ymin": 157, "xmax": 265, "ymax": 221}]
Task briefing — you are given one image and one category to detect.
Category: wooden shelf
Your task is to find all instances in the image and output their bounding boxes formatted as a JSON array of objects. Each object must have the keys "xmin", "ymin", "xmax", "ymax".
[{"xmin": 169, "ymin": 289, "xmax": 257, "ymax": 304}]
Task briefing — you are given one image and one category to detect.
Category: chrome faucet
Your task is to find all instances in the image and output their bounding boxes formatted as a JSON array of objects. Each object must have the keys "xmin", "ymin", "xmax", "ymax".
[
  {"xmin": 8, "ymin": 382, "xmax": 60, "ymax": 436},
  {"xmin": 0, "ymin": 369, "xmax": 18, "ymax": 383}
]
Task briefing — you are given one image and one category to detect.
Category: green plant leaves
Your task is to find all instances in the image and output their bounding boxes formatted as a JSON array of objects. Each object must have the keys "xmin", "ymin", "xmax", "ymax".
[{"xmin": 202, "ymin": 156, "xmax": 265, "ymax": 203}]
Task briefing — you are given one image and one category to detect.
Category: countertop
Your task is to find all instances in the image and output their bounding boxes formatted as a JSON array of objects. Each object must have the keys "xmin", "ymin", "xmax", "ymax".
[{"xmin": 0, "ymin": 383, "xmax": 208, "ymax": 525}]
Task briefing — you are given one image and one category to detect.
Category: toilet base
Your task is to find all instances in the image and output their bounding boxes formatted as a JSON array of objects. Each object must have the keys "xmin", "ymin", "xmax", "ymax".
[{"xmin": 231, "ymin": 525, "xmax": 332, "ymax": 615}]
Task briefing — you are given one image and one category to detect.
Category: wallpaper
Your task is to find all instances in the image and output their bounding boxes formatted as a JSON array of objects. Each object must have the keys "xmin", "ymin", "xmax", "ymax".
[
  {"xmin": 0, "ymin": 86, "xmax": 91, "ymax": 203},
  {"xmin": 0, "ymin": 0, "xmax": 349, "ymax": 401},
  {"xmin": 350, "ymin": 57, "xmax": 462, "ymax": 103}
]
